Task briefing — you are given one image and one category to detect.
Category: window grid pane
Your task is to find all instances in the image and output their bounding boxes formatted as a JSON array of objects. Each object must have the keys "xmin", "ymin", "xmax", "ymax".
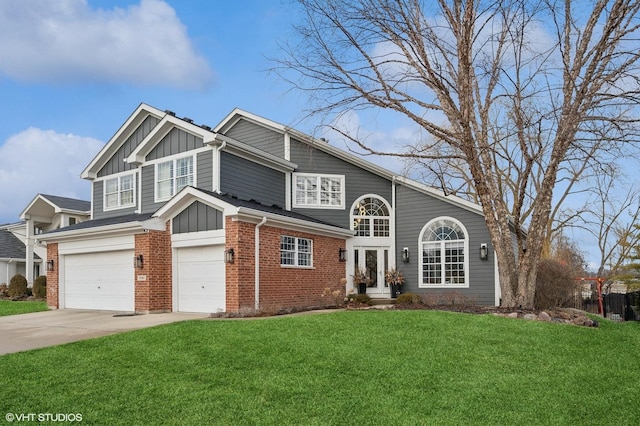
[{"xmin": 280, "ymin": 236, "xmax": 312, "ymax": 267}]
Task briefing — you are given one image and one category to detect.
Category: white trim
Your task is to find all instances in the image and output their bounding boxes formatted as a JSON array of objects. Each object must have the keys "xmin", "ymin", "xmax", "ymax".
[
  {"xmin": 212, "ymin": 108, "xmax": 484, "ymax": 216},
  {"xmin": 280, "ymin": 235, "xmax": 314, "ymax": 268},
  {"xmin": 82, "ymin": 103, "xmax": 165, "ymax": 179},
  {"xmin": 418, "ymin": 216, "xmax": 470, "ymax": 289},
  {"xmin": 171, "ymin": 230, "xmax": 225, "ymax": 248},
  {"xmin": 125, "ymin": 113, "xmax": 216, "ymax": 166},
  {"xmin": 293, "ymin": 173, "xmax": 346, "ymax": 209},
  {"xmin": 153, "ymin": 153, "xmax": 197, "ymax": 203},
  {"xmin": 101, "ymin": 171, "xmax": 137, "ymax": 211}
]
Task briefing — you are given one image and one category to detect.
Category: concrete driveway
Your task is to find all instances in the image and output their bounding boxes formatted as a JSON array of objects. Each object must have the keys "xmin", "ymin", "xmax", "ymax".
[{"xmin": 0, "ymin": 309, "xmax": 208, "ymax": 355}]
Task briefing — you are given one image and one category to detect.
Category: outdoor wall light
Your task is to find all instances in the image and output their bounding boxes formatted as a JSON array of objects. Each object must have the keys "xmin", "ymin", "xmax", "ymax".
[
  {"xmin": 134, "ymin": 254, "xmax": 144, "ymax": 269},
  {"xmin": 224, "ymin": 248, "xmax": 235, "ymax": 264},
  {"xmin": 338, "ymin": 248, "xmax": 347, "ymax": 262},
  {"xmin": 480, "ymin": 243, "xmax": 489, "ymax": 261},
  {"xmin": 402, "ymin": 247, "xmax": 410, "ymax": 263},
  {"xmin": 45, "ymin": 259, "xmax": 55, "ymax": 272}
]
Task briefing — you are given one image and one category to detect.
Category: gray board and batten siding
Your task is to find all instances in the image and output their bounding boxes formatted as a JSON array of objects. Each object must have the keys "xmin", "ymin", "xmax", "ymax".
[
  {"xmin": 97, "ymin": 115, "xmax": 159, "ymax": 178},
  {"xmin": 172, "ymin": 201, "xmax": 223, "ymax": 234},
  {"xmin": 289, "ymin": 137, "xmax": 393, "ymax": 229},
  {"xmin": 394, "ymin": 184, "xmax": 496, "ymax": 305},
  {"xmin": 219, "ymin": 152, "xmax": 286, "ymax": 209},
  {"xmin": 141, "ymin": 128, "xmax": 208, "ymax": 216},
  {"xmin": 93, "ymin": 115, "xmax": 159, "ymax": 219},
  {"xmin": 140, "ymin": 151, "xmax": 213, "ymax": 216},
  {"xmin": 224, "ymin": 118, "xmax": 285, "ymax": 158}
]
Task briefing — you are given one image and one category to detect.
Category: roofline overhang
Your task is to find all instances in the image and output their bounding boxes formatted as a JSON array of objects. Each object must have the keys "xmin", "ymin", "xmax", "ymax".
[
  {"xmin": 125, "ymin": 114, "xmax": 217, "ymax": 166},
  {"xmin": 210, "ymin": 133, "xmax": 297, "ymax": 173},
  {"xmin": 214, "ymin": 109, "xmax": 485, "ymax": 217},
  {"xmin": 81, "ymin": 103, "xmax": 166, "ymax": 179},
  {"xmin": 154, "ymin": 186, "xmax": 353, "ymax": 239},
  {"xmin": 36, "ymin": 217, "xmax": 166, "ymax": 243}
]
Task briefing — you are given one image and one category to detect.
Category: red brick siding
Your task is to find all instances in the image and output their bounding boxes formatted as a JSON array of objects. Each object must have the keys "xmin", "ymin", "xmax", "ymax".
[
  {"xmin": 134, "ymin": 224, "xmax": 172, "ymax": 313},
  {"xmin": 225, "ymin": 218, "xmax": 256, "ymax": 311},
  {"xmin": 46, "ymin": 243, "xmax": 59, "ymax": 309},
  {"xmin": 257, "ymin": 226, "xmax": 346, "ymax": 312},
  {"xmin": 224, "ymin": 217, "xmax": 346, "ymax": 313}
]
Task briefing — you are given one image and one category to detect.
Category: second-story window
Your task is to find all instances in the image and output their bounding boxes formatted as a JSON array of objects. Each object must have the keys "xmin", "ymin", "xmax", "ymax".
[
  {"xmin": 293, "ymin": 173, "xmax": 344, "ymax": 209},
  {"xmin": 156, "ymin": 155, "xmax": 194, "ymax": 201},
  {"xmin": 104, "ymin": 173, "xmax": 135, "ymax": 210}
]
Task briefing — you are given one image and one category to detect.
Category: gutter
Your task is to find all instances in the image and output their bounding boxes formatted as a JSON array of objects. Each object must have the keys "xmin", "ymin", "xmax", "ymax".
[{"xmin": 255, "ymin": 216, "xmax": 267, "ymax": 311}]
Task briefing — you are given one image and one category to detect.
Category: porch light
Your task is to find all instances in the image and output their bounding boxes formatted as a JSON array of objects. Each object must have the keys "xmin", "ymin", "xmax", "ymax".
[
  {"xmin": 134, "ymin": 254, "xmax": 144, "ymax": 269},
  {"xmin": 224, "ymin": 248, "xmax": 235, "ymax": 264},
  {"xmin": 338, "ymin": 248, "xmax": 347, "ymax": 262},
  {"xmin": 480, "ymin": 244, "xmax": 488, "ymax": 261},
  {"xmin": 402, "ymin": 247, "xmax": 410, "ymax": 263},
  {"xmin": 45, "ymin": 259, "xmax": 55, "ymax": 272}
]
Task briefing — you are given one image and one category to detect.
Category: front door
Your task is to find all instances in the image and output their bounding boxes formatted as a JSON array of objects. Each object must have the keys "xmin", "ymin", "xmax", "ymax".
[{"xmin": 354, "ymin": 246, "xmax": 389, "ymax": 295}]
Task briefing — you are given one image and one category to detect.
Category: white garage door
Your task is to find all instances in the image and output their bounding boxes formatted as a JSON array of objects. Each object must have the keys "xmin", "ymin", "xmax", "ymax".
[
  {"xmin": 176, "ymin": 245, "xmax": 225, "ymax": 313},
  {"xmin": 64, "ymin": 250, "xmax": 135, "ymax": 311}
]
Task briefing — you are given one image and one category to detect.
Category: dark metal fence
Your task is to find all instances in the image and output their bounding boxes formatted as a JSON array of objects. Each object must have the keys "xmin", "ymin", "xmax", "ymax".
[
  {"xmin": 603, "ymin": 291, "xmax": 640, "ymax": 321},
  {"xmin": 569, "ymin": 290, "xmax": 639, "ymax": 321}
]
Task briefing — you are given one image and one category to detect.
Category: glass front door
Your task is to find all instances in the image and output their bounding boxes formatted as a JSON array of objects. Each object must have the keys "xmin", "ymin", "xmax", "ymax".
[{"xmin": 354, "ymin": 246, "xmax": 389, "ymax": 295}]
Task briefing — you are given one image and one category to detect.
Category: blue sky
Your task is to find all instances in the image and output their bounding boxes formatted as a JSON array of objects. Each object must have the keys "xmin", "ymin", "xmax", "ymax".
[{"xmin": 0, "ymin": 0, "xmax": 337, "ymax": 224}]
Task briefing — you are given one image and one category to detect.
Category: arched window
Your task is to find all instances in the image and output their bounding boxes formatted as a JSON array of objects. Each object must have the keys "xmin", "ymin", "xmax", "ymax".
[
  {"xmin": 419, "ymin": 217, "xmax": 468, "ymax": 287},
  {"xmin": 351, "ymin": 196, "xmax": 390, "ymax": 237}
]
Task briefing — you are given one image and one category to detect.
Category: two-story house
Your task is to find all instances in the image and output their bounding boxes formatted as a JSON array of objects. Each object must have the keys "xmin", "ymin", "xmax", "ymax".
[
  {"xmin": 1, "ymin": 195, "xmax": 90, "ymax": 287},
  {"xmin": 39, "ymin": 103, "xmax": 500, "ymax": 314}
]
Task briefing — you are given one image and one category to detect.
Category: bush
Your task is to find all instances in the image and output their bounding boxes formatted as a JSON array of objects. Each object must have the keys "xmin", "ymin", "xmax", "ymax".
[
  {"xmin": 347, "ymin": 293, "xmax": 372, "ymax": 306},
  {"xmin": 535, "ymin": 259, "xmax": 581, "ymax": 309},
  {"xmin": 33, "ymin": 275, "xmax": 47, "ymax": 298},
  {"xmin": 396, "ymin": 292, "xmax": 422, "ymax": 306},
  {"xmin": 8, "ymin": 274, "xmax": 28, "ymax": 298}
]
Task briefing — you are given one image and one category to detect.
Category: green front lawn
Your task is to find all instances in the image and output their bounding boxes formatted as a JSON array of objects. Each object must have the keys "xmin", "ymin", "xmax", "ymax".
[
  {"xmin": 0, "ymin": 300, "xmax": 48, "ymax": 317},
  {"xmin": 1, "ymin": 310, "xmax": 638, "ymax": 425}
]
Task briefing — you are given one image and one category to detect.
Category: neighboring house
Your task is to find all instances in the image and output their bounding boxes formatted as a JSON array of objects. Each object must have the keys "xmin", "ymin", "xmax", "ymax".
[
  {"xmin": 0, "ymin": 195, "xmax": 90, "ymax": 286},
  {"xmin": 39, "ymin": 103, "xmax": 500, "ymax": 314},
  {"xmin": 0, "ymin": 223, "xmax": 35, "ymax": 285}
]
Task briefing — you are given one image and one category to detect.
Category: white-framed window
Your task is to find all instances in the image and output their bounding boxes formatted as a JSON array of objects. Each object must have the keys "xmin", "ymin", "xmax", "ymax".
[
  {"xmin": 351, "ymin": 195, "xmax": 391, "ymax": 237},
  {"xmin": 155, "ymin": 155, "xmax": 194, "ymax": 201},
  {"xmin": 293, "ymin": 173, "xmax": 345, "ymax": 209},
  {"xmin": 104, "ymin": 173, "xmax": 135, "ymax": 210},
  {"xmin": 419, "ymin": 217, "xmax": 469, "ymax": 288},
  {"xmin": 280, "ymin": 235, "xmax": 313, "ymax": 267}
]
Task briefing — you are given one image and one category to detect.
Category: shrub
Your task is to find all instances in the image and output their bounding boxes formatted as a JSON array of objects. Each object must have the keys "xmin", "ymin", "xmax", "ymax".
[
  {"xmin": 535, "ymin": 259, "xmax": 581, "ymax": 309},
  {"xmin": 396, "ymin": 293, "xmax": 422, "ymax": 306},
  {"xmin": 0, "ymin": 283, "xmax": 7, "ymax": 297},
  {"xmin": 8, "ymin": 274, "xmax": 28, "ymax": 298},
  {"xmin": 33, "ymin": 275, "xmax": 47, "ymax": 298},
  {"xmin": 347, "ymin": 293, "xmax": 372, "ymax": 306}
]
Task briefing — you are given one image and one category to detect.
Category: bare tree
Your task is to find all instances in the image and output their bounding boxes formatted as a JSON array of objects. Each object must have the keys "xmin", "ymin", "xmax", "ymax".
[{"xmin": 274, "ymin": 0, "xmax": 640, "ymax": 308}]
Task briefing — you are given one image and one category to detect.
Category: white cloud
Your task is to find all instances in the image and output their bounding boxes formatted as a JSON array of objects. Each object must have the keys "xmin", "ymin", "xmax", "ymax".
[
  {"xmin": 0, "ymin": 128, "xmax": 103, "ymax": 224},
  {"xmin": 0, "ymin": 0, "xmax": 213, "ymax": 89}
]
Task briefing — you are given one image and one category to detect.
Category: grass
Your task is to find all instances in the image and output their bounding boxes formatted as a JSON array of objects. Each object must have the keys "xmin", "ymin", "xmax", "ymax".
[
  {"xmin": 0, "ymin": 299, "xmax": 48, "ymax": 317},
  {"xmin": 1, "ymin": 310, "xmax": 639, "ymax": 425}
]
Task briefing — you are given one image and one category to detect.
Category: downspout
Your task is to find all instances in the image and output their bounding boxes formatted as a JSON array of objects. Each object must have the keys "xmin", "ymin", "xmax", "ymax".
[
  {"xmin": 255, "ymin": 216, "xmax": 267, "ymax": 311},
  {"xmin": 215, "ymin": 141, "xmax": 226, "ymax": 192}
]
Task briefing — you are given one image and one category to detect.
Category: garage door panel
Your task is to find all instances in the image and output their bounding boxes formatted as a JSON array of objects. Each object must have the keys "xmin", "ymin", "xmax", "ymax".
[
  {"xmin": 177, "ymin": 245, "xmax": 225, "ymax": 313},
  {"xmin": 64, "ymin": 251, "xmax": 134, "ymax": 311}
]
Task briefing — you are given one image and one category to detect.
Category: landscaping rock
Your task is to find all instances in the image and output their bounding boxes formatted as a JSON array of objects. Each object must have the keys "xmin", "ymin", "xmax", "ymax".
[
  {"xmin": 523, "ymin": 313, "xmax": 537, "ymax": 321},
  {"xmin": 538, "ymin": 311, "xmax": 551, "ymax": 321},
  {"xmin": 508, "ymin": 312, "xmax": 519, "ymax": 318}
]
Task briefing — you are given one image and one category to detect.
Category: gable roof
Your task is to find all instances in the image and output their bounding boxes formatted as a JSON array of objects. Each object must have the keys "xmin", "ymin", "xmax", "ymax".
[
  {"xmin": 81, "ymin": 103, "xmax": 166, "ymax": 179},
  {"xmin": 214, "ymin": 108, "xmax": 484, "ymax": 216},
  {"xmin": 20, "ymin": 194, "xmax": 90, "ymax": 220},
  {"xmin": 0, "ymin": 230, "xmax": 41, "ymax": 260}
]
